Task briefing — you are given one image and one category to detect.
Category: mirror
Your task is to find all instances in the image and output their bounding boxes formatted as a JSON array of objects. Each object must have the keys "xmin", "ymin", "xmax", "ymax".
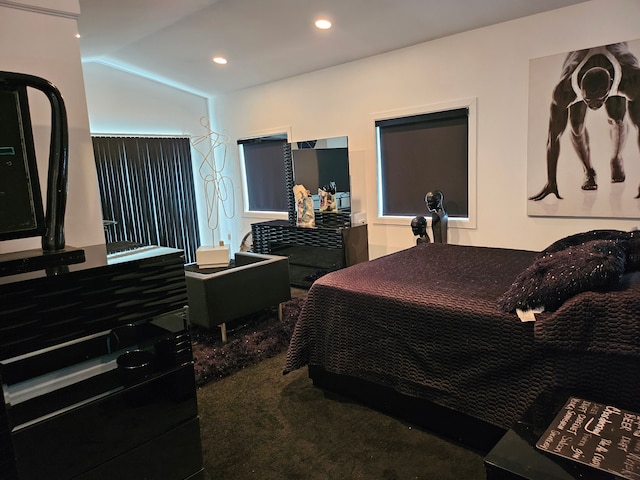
[
  {"xmin": 291, "ymin": 136, "xmax": 350, "ymax": 213},
  {"xmin": 0, "ymin": 87, "xmax": 45, "ymax": 241}
]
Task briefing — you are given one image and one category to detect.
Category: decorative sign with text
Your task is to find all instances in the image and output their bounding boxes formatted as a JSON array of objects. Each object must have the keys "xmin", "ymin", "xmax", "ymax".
[{"xmin": 537, "ymin": 397, "xmax": 640, "ymax": 480}]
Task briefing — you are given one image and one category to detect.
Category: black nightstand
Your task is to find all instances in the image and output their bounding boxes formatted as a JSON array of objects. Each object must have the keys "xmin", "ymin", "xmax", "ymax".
[{"xmin": 485, "ymin": 389, "xmax": 640, "ymax": 480}]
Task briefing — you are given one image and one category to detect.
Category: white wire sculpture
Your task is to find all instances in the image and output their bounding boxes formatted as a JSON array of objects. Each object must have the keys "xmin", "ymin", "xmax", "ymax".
[{"xmin": 190, "ymin": 117, "xmax": 234, "ymax": 243}]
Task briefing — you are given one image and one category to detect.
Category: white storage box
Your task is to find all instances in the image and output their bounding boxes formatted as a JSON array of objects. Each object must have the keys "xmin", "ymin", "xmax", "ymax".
[{"xmin": 196, "ymin": 245, "xmax": 230, "ymax": 268}]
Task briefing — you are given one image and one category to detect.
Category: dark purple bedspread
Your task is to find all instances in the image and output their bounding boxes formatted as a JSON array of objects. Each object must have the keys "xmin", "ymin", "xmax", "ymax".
[
  {"xmin": 284, "ymin": 243, "xmax": 640, "ymax": 430},
  {"xmin": 534, "ymin": 271, "xmax": 640, "ymax": 356}
]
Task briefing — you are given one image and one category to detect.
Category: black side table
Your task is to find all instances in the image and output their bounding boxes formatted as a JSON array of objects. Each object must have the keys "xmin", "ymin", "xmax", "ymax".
[{"xmin": 485, "ymin": 389, "xmax": 640, "ymax": 480}]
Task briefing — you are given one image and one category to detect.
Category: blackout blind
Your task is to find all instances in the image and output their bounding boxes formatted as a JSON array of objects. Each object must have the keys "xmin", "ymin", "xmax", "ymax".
[
  {"xmin": 92, "ymin": 136, "xmax": 200, "ymax": 264},
  {"xmin": 376, "ymin": 108, "xmax": 468, "ymax": 217},
  {"xmin": 239, "ymin": 138, "xmax": 288, "ymax": 212}
]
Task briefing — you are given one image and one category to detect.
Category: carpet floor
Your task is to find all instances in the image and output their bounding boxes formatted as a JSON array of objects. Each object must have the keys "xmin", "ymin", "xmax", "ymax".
[
  {"xmin": 196, "ymin": 352, "xmax": 487, "ymax": 480},
  {"xmin": 193, "ymin": 295, "xmax": 487, "ymax": 479}
]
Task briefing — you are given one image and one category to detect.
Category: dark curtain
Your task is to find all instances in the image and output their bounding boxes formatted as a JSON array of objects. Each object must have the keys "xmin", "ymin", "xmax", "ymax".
[{"xmin": 92, "ymin": 136, "xmax": 200, "ymax": 264}]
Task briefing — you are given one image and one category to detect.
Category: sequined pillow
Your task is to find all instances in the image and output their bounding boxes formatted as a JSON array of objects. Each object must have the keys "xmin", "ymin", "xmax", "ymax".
[
  {"xmin": 628, "ymin": 231, "xmax": 640, "ymax": 272},
  {"xmin": 498, "ymin": 239, "xmax": 627, "ymax": 313},
  {"xmin": 540, "ymin": 229, "xmax": 629, "ymax": 256}
]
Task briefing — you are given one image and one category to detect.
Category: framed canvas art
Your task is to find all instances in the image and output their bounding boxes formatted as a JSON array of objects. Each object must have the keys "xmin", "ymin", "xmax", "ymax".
[{"xmin": 527, "ymin": 40, "xmax": 640, "ymax": 218}]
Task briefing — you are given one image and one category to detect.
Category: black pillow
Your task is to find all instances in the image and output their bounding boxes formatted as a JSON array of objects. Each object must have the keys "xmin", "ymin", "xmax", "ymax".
[
  {"xmin": 498, "ymin": 239, "xmax": 627, "ymax": 313},
  {"xmin": 540, "ymin": 229, "xmax": 629, "ymax": 256},
  {"xmin": 628, "ymin": 231, "xmax": 640, "ymax": 272}
]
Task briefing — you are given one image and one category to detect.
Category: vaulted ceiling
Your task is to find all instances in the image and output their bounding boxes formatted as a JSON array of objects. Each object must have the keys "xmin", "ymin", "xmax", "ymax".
[{"xmin": 77, "ymin": 0, "xmax": 590, "ymax": 97}]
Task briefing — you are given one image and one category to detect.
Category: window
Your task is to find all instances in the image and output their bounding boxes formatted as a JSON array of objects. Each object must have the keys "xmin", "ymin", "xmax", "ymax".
[
  {"xmin": 375, "ymin": 99, "xmax": 476, "ymax": 226},
  {"xmin": 238, "ymin": 135, "xmax": 288, "ymax": 213}
]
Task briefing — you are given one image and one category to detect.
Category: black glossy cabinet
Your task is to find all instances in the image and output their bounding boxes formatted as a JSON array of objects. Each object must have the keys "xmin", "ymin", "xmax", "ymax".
[
  {"xmin": 251, "ymin": 219, "xmax": 368, "ymax": 288},
  {"xmin": 0, "ymin": 245, "xmax": 204, "ymax": 480}
]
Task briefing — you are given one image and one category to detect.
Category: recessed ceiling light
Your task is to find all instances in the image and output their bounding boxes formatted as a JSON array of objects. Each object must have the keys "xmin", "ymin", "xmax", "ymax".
[
  {"xmin": 315, "ymin": 19, "xmax": 332, "ymax": 30},
  {"xmin": 75, "ymin": 33, "xmax": 81, "ymax": 39},
  {"xmin": 213, "ymin": 56, "xmax": 228, "ymax": 65}
]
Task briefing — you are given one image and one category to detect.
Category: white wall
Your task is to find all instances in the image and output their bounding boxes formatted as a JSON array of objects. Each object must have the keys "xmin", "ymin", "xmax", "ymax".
[
  {"xmin": 211, "ymin": 0, "xmax": 640, "ymax": 258},
  {"xmin": 83, "ymin": 63, "xmax": 209, "ymax": 136},
  {"xmin": 81, "ymin": 62, "xmax": 214, "ymax": 245},
  {"xmin": 0, "ymin": 0, "xmax": 105, "ymax": 253},
  {"xmin": 79, "ymin": 0, "xmax": 640, "ymax": 259}
]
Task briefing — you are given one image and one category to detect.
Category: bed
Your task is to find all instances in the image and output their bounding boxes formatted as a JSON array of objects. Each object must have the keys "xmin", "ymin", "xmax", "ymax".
[{"xmin": 284, "ymin": 232, "xmax": 640, "ymax": 452}]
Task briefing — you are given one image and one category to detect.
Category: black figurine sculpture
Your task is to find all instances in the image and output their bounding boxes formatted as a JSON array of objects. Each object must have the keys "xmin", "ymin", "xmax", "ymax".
[
  {"xmin": 425, "ymin": 190, "xmax": 448, "ymax": 244},
  {"xmin": 411, "ymin": 215, "xmax": 430, "ymax": 244}
]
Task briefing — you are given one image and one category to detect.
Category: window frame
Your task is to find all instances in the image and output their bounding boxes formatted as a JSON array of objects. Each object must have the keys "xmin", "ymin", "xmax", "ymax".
[{"xmin": 372, "ymin": 98, "xmax": 477, "ymax": 230}]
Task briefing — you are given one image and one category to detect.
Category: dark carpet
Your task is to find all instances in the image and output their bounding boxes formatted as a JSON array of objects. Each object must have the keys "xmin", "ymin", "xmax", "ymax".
[
  {"xmin": 193, "ymin": 294, "xmax": 487, "ymax": 479},
  {"xmin": 196, "ymin": 352, "xmax": 487, "ymax": 480},
  {"xmin": 190, "ymin": 297, "xmax": 305, "ymax": 386}
]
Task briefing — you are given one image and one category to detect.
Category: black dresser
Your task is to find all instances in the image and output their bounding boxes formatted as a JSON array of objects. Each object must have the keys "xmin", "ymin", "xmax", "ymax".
[
  {"xmin": 251, "ymin": 219, "xmax": 368, "ymax": 288},
  {"xmin": 0, "ymin": 244, "xmax": 204, "ymax": 480}
]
